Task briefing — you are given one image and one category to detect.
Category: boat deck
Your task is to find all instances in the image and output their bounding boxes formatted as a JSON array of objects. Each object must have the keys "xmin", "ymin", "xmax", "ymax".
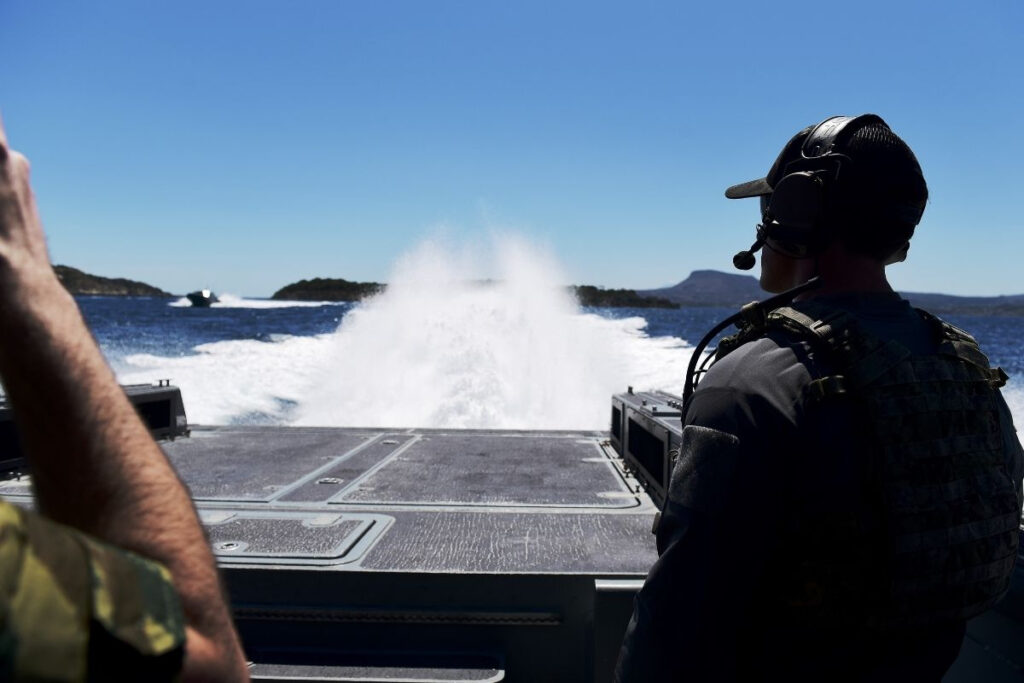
[
  {"xmin": 162, "ymin": 425, "xmax": 659, "ymax": 575},
  {"xmin": 1, "ymin": 423, "xmax": 1021, "ymax": 681}
]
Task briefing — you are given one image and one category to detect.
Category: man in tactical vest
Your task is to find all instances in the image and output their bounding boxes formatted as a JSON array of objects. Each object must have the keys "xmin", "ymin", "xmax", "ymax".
[{"xmin": 615, "ymin": 114, "xmax": 1024, "ymax": 682}]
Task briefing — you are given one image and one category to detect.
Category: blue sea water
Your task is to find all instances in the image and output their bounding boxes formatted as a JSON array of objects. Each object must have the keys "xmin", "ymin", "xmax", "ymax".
[
  {"xmin": 79, "ymin": 297, "xmax": 1024, "ymax": 378},
  {"xmin": 81, "ymin": 296, "xmax": 354, "ymax": 366},
  {"xmin": 72, "ymin": 294, "xmax": 1024, "ymax": 432}
]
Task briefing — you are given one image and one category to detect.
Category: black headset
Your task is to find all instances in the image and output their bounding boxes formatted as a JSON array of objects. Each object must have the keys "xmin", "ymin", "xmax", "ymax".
[
  {"xmin": 759, "ymin": 113, "xmax": 886, "ymax": 258},
  {"xmin": 732, "ymin": 114, "xmax": 926, "ymax": 270}
]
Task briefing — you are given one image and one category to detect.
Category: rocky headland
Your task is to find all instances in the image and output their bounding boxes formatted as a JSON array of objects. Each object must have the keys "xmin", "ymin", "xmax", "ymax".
[
  {"xmin": 571, "ymin": 286, "xmax": 678, "ymax": 309},
  {"xmin": 55, "ymin": 265, "xmax": 172, "ymax": 297}
]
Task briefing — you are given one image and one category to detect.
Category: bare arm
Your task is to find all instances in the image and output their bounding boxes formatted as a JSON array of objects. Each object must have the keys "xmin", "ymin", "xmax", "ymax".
[{"xmin": 0, "ymin": 120, "xmax": 248, "ymax": 681}]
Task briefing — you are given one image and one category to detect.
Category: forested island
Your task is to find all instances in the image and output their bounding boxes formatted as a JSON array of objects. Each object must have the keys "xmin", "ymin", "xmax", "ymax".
[
  {"xmin": 271, "ymin": 277, "xmax": 385, "ymax": 301},
  {"xmin": 270, "ymin": 276, "xmax": 678, "ymax": 308},
  {"xmin": 55, "ymin": 265, "xmax": 171, "ymax": 297},
  {"xmin": 571, "ymin": 286, "xmax": 678, "ymax": 309}
]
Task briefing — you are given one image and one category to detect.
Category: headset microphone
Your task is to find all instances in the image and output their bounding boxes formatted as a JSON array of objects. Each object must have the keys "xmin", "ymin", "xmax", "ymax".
[{"xmin": 732, "ymin": 236, "xmax": 765, "ymax": 271}]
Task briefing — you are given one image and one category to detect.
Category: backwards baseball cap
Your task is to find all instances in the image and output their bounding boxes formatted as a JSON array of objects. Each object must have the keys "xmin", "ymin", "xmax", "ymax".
[{"xmin": 724, "ymin": 115, "xmax": 928, "ymax": 260}]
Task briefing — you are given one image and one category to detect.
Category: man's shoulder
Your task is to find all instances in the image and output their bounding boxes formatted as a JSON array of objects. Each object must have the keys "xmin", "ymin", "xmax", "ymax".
[
  {"xmin": 705, "ymin": 323, "xmax": 818, "ymax": 393},
  {"xmin": 692, "ymin": 332, "xmax": 816, "ymax": 435},
  {"xmin": 719, "ymin": 295, "xmax": 948, "ymax": 368},
  {"xmin": 697, "ymin": 295, "xmax": 926, "ymax": 418}
]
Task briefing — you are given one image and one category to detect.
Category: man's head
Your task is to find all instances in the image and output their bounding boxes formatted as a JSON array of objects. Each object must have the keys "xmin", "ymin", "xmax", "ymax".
[{"xmin": 725, "ymin": 115, "xmax": 928, "ymax": 284}]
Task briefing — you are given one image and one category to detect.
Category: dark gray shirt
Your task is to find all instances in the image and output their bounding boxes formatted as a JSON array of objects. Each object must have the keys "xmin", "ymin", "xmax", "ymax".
[{"xmin": 615, "ymin": 294, "xmax": 1024, "ymax": 682}]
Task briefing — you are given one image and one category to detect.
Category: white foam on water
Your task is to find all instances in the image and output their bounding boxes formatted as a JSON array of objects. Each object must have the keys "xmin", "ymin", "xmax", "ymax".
[
  {"xmin": 293, "ymin": 235, "xmax": 692, "ymax": 429},
  {"xmin": 116, "ymin": 335, "xmax": 335, "ymax": 425},
  {"xmin": 113, "ymin": 235, "xmax": 693, "ymax": 428},
  {"xmin": 1002, "ymin": 381, "xmax": 1024, "ymax": 446},
  {"xmin": 169, "ymin": 294, "xmax": 344, "ymax": 309}
]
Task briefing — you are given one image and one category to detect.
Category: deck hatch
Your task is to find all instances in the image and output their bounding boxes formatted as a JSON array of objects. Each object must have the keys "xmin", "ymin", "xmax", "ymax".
[{"xmin": 201, "ymin": 511, "xmax": 392, "ymax": 565}]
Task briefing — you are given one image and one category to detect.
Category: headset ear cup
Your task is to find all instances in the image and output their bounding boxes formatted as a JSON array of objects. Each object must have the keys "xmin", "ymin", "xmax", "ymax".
[{"xmin": 765, "ymin": 171, "xmax": 827, "ymax": 255}]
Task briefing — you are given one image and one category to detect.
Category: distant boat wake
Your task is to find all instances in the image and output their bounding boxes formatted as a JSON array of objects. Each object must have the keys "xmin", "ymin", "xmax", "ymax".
[{"xmin": 169, "ymin": 293, "xmax": 346, "ymax": 309}]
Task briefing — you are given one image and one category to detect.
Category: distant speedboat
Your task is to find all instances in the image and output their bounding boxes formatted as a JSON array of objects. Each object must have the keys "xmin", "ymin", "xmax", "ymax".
[{"xmin": 186, "ymin": 289, "xmax": 219, "ymax": 307}]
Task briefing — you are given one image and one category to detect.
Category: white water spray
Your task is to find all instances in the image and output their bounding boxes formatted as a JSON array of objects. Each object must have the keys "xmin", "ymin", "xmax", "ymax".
[
  {"xmin": 118, "ymin": 335, "xmax": 332, "ymax": 425},
  {"xmin": 293, "ymin": 235, "xmax": 691, "ymax": 429},
  {"xmin": 113, "ymin": 235, "xmax": 1024, "ymax": 434},
  {"xmin": 118, "ymin": 235, "xmax": 694, "ymax": 428}
]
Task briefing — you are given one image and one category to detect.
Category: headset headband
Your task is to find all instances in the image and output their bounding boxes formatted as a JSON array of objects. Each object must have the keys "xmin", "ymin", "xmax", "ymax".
[
  {"xmin": 800, "ymin": 114, "xmax": 887, "ymax": 159},
  {"xmin": 800, "ymin": 113, "xmax": 924, "ymax": 226}
]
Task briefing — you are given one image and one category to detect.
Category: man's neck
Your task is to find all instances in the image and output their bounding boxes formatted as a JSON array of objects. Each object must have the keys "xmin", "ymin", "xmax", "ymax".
[{"xmin": 793, "ymin": 246, "xmax": 892, "ymax": 300}]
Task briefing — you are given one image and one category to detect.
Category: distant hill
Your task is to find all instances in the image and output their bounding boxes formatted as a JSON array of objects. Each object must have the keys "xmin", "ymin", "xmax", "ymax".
[
  {"xmin": 572, "ymin": 285, "xmax": 678, "ymax": 309},
  {"xmin": 272, "ymin": 277, "xmax": 384, "ymax": 301},
  {"xmin": 900, "ymin": 292, "xmax": 1024, "ymax": 316},
  {"xmin": 641, "ymin": 269, "xmax": 1024, "ymax": 315},
  {"xmin": 273, "ymin": 277, "xmax": 678, "ymax": 308},
  {"xmin": 638, "ymin": 270, "xmax": 764, "ymax": 307},
  {"xmin": 272, "ymin": 270, "xmax": 1024, "ymax": 315},
  {"xmin": 55, "ymin": 265, "xmax": 171, "ymax": 297}
]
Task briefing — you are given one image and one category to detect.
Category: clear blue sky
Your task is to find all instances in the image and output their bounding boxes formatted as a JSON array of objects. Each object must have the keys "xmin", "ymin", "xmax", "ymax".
[{"xmin": 1, "ymin": 1, "xmax": 1021, "ymax": 296}]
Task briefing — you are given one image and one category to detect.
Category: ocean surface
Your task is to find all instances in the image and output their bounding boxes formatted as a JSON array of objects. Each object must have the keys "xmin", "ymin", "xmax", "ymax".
[
  {"xmin": 23, "ymin": 235, "xmax": 1024, "ymax": 433},
  {"xmin": 70, "ymin": 291, "xmax": 1024, "ymax": 435}
]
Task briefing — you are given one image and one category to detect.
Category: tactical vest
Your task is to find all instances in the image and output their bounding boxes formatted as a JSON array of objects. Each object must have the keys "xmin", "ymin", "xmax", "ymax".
[{"xmin": 715, "ymin": 303, "xmax": 1020, "ymax": 630}]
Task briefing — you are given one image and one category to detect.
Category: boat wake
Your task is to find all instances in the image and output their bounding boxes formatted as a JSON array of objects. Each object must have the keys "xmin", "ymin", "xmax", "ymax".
[
  {"xmin": 120, "ymin": 234, "xmax": 1024, "ymax": 435},
  {"xmin": 121, "ymin": 235, "xmax": 693, "ymax": 429}
]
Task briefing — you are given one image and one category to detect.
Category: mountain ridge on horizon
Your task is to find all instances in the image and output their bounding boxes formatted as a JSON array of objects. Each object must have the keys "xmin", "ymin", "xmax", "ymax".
[
  {"xmin": 57, "ymin": 265, "xmax": 1024, "ymax": 315},
  {"xmin": 639, "ymin": 269, "xmax": 1024, "ymax": 315}
]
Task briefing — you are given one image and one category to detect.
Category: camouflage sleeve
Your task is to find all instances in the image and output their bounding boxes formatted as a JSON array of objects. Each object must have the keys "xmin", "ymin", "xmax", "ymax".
[{"xmin": 0, "ymin": 501, "xmax": 185, "ymax": 682}]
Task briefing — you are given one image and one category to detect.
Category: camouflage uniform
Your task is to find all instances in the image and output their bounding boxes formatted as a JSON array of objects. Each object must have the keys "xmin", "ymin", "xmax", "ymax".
[{"xmin": 0, "ymin": 500, "xmax": 185, "ymax": 681}]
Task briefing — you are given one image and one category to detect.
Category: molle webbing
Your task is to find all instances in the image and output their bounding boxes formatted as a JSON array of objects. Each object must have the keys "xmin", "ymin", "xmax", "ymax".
[{"xmin": 732, "ymin": 304, "xmax": 1019, "ymax": 628}]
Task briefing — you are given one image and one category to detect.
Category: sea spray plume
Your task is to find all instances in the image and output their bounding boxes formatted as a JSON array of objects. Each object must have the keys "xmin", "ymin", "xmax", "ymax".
[
  {"xmin": 293, "ymin": 235, "xmax": 693, "ymax": 429},
  {"xmin": 114, "ymin": 236, "xmax": 695, "ymax": 427}
]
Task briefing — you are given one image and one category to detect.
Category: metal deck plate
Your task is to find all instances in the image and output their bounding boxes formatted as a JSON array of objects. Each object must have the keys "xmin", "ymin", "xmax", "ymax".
[
  {"xmin": 336, "ymin": 433, "xmax": 629, "ymax": 507},
  {"xmin": 165, "ymin": 427, "xmax": 378, "ymax": 501},
  {"xmin": 158, "ymin": 426, "xmax": 659, "ymax": 573}
]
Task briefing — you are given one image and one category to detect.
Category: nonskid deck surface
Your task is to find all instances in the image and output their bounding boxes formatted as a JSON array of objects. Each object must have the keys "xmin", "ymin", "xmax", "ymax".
[
  {"xmin": 163, "ymin": 425, "xmax": 658, "ymax": 682},
  {"xmin": 150, "ymin": 425, "xmax": 659, "ymax": 573},
  {"xmin": 0, "ymin": 425, "xmax": 660, "ymax": 682}
]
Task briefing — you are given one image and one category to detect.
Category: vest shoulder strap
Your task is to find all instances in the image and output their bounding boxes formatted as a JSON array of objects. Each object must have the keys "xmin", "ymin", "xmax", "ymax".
[{"xmin": 916, "ymin": 308, "xmax": 1008, "ymax": 387}]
